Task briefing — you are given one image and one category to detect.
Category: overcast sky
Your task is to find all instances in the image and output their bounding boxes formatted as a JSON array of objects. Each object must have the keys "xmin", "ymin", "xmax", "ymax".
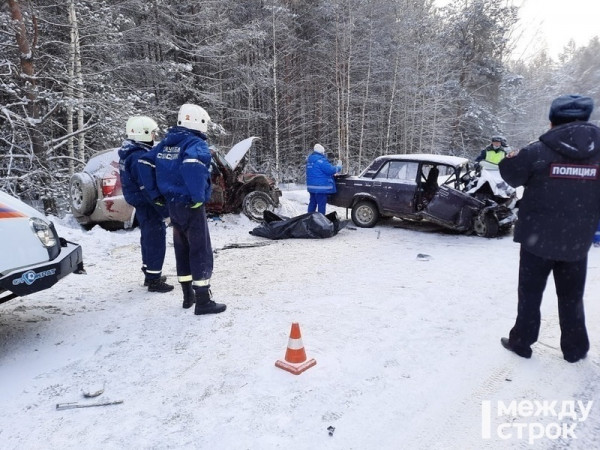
[
  {"xmin": 435, "ymin": 0, "xmax": 600, "ymax": 60},
  {"xmin": 513, "ymin": 0, "xmax": 600, "ymax": 59}
]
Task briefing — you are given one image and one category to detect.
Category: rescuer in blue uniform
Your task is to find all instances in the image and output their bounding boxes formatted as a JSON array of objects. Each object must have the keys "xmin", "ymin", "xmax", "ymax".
[
  {"xmin": 118, "ymin": 116, "xmax": 173, "ymax": 293},
  {"xmin": 138, "ymin": 104, "xmax": 226, "ymax": 315},
  {"xmin": 499, "ymin": 95, "xmax": 600, "ymax": 363},
  {"xmin": 306, "ymin": 143, "xmax": 342, "ymax": 214}
]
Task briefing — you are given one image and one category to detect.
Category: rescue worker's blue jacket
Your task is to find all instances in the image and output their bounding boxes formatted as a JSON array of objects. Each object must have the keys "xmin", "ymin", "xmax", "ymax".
[
  {"xmin": 138, "ymin": 126, "xmax": 212, "ymax": 205},
  {"xmin": 306, "ymin": 152, "xmax": 341, "ymax": 194},
  {"xmin": 118, "ymin": 139, "xmax": 154, "ymax": 207}
]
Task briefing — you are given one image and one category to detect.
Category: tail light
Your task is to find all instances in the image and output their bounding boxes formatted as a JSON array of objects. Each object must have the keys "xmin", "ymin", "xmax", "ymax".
[{"xmin": 102, "ymin": 175, "xmax": 117, "ymax": 197}]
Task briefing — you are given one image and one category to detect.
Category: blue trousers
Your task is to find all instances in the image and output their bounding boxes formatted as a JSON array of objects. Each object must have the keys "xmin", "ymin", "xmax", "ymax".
[
  {"xmin": 168, "ymin": 202, "xmax": 213, "ymax": 285},
  {"xmin": 509, "ymin": 247, "xmax": 589, "ymax": 360},
  {"xmin": 135, "ymin": 203, "xmax": 166, "ymax": 281},
  {"xmin": 308, "ymin": 192, "xmax": 328, "ymax": 214}
]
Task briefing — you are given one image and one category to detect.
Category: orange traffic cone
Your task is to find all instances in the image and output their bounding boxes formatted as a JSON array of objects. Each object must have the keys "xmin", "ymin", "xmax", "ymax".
[{"xmin": 275, "ymin": 322, "xmax": 317, "ymax": 375}]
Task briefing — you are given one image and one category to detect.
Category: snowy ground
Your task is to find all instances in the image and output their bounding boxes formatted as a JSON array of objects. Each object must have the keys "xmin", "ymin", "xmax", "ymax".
[{"xmin": 1, "ymin": 188, "xmax": 599, "ymax": 449}]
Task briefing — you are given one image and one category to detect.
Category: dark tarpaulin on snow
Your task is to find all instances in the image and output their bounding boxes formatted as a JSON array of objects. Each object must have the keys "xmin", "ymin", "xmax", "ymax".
[{"xmin": 249, "ymin": 211, "xmax": 348, "ymax": 240}]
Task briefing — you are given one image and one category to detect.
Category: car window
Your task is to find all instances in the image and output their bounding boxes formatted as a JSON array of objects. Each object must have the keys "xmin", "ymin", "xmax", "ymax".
[
  {"xmin": 421, "ymin": 164, "xmax": 455, "ymax": 186},
  {"xmin": 374, "ymin": 161, "xmax": 418, "ymax": 182}
]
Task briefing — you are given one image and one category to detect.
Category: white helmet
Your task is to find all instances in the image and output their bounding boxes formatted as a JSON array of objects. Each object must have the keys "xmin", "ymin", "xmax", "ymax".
[
  {"xmin": 126, "ymin": 116, "xmax": 159, "ymax": 143},
  {"xmin": 177, "ymin": 103, "xmax": 211, "ymax": 133}
]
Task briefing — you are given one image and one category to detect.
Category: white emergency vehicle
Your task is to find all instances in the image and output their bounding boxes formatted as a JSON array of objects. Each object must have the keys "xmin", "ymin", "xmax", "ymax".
[{"xmin": 0, "ymin": 190, "xmax": 83, "ymax": 305}]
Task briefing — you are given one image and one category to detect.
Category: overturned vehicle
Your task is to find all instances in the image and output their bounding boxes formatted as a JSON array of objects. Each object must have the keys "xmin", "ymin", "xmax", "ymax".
[{"xmin": 328, "ymin": 154, "xmax": 517, "ymax": 238}]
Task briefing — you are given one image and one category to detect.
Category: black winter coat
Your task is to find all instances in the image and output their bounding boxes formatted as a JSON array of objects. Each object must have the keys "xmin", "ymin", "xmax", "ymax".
[{"xmin": 499, "ymin": 122, "xmax": 600, "ymax": 261}]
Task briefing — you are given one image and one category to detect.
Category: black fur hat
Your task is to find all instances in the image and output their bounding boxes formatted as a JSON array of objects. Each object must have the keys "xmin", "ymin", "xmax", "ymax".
[{"xmin": 549, "ymin": 94, "xmax": 594, "ymax": 125}]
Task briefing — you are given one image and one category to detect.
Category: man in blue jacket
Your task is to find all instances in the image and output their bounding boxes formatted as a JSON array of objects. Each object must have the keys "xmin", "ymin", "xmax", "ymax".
[
  {"xmin": 118, "ymin": 116, "xmax": 173, "ymax": 293},
  {"xmin": 138, "ymin": 104, "xmax": 226, "ymax": 315},
  {"xmin": 499, "ymin": 94, "xmax": 600, "ymax": 363},
  {"xmin": 306, "ymin": 143, "xmax": 342, "ymax": 214}
]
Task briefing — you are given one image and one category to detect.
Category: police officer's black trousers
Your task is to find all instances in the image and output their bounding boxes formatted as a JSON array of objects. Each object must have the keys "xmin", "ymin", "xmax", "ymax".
[
  {"xmin": 135, "ymin": 203, "xmax": 166, "ymax": 280},
  {"xmin": 509, "ymin": 247, "xmax": 590, "ymax": 360},
  {"xmin": 168, "ymin": 202, "xmax": 213, "ymax": 284}
]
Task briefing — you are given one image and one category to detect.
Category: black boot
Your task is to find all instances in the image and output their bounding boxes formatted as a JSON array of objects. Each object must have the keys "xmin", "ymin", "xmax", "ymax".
[
  {"xmin": 144, "ymin": 275, "xmax": 167, "ymax": 286},
  {"xmin": 147, "ymin": 278, "xmax": 174, "ymax": 293},
  {"xmin": 181, "ymin": 282, "xmax": 195, "ymax": 309},
  {"xmin": 500, "ymin": 337, "xmax": 532, "ymax": 358},
  {"xmin": 194, "ymin": 287, "xmax": 226, "ymax": 315}
]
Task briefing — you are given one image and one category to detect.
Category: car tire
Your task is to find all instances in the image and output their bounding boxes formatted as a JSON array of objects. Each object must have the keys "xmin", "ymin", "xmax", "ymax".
[
  {"xmin": 242, "ymin": 190, "xmax": 275, "ymax": 221},
  {"xmin": 473, "ymin": 212, "xmax": 499, "ymax": 238},
  {"xmin": 69, "ymin": 172, "xmax": 97, "ymax": 216},
  {"xmin": 351, "ymin": 200, "xmax": 379, "ymax": 228}
]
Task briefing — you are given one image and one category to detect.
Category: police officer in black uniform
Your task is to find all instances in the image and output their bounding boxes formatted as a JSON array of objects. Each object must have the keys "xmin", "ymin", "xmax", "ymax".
[{"xmin": 499, "ymin": 94, "xmax": 600, "ymax": 363}]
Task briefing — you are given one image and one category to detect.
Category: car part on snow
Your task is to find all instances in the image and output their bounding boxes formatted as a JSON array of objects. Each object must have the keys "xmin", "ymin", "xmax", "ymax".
[
  {"xmin": 56, "ymin": 400, "xmax": 124, "ymax": 410},
  {"xmin": 83, "ymin": 384, "xmax": 105, "ymax": 398}
]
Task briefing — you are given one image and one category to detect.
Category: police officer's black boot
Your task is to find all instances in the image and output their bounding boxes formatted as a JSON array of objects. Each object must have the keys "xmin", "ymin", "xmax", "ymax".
[
  {"xmin": 193, "ymin": 286, "xmax": 226, "ymax": 315},
  {"xmin": 181, "ymin": 281, "xmax": 195, "ymax": 309},
  {"xmin": 147, "ymin": 277, "xmax": 174, "ymax": 293}
]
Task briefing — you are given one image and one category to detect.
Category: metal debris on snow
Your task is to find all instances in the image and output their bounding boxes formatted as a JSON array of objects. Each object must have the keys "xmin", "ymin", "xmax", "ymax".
[{"xmin": 56, "ymin": 400, "xmax": 124, "ymax": 411}]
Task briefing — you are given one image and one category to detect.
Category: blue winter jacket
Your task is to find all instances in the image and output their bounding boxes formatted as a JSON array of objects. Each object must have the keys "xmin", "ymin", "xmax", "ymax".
[
  {"xmin": 138, "ymin": 126, "xmax": 212, "ymax": 205},
  {"xmin": 306, "ymin": 152, "xmax": 341, "ymax": 194},
  {"xmin": 118, "ymin": 140, "xmax": 154, "ymax": 207}
]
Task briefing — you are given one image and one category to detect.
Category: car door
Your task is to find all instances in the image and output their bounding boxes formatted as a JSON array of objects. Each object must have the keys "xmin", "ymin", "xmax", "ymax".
[
  {"xmin": 421, "ymin": 165, "xmax": 483, "ymax": 230},
  {"xmin": 375, "ymin": 160, "xmax": 419, "ymax": 215}
]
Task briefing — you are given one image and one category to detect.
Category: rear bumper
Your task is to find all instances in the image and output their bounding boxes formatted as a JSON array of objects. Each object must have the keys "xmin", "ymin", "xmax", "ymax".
[{"xmin": 0, "ymin": 241, "xmax": 84, "ymax": 304}]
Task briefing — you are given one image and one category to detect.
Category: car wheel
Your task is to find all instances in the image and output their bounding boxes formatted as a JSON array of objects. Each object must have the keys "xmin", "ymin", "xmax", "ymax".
[
  {"xmin": 242, "ymin": 191, "xmax": 275, "ymax": 221},
  {"xmin": 351, "ymin": 200, "xmax": 379, "ymax": 228},
  {"xmin": 69, "ymin": 172, "xmax": 97, "ymax": 215},
  {"xmin": 473, "ymin": 212, "xmax": 499, "ymax": 238}
]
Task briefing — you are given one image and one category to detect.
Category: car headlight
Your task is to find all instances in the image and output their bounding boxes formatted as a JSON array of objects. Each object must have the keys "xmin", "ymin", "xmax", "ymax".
[{"xmin": 29, "ymin": 217, "xmax": 57, "ymax": 248}]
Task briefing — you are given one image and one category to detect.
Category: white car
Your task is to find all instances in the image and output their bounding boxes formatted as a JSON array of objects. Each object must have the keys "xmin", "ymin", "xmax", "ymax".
[{"xmin": 0, "ymin": 190, "xmax": 84, "ymax": 305}]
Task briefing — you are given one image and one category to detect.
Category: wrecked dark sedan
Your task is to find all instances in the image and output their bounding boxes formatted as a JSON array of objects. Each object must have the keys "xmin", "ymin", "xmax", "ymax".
[{"xmin": 327, "ymin": 154, "xmax": 517, "ymax": 237}]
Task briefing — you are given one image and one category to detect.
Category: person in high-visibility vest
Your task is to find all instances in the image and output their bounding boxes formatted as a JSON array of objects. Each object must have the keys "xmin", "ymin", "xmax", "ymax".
[{"xmin": 475, "ymin": 136, "xmax": 508, "ymax": 165}]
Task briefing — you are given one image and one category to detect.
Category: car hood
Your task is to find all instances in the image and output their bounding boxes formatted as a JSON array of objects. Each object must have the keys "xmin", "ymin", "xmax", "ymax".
[
  {"xmin": 0, "ymin": 190, "xmax": 46, "ymax": 221},
  {"xmin": 224, "ymin": 136, "xmax": 259, "ymax": 170},
  {"xmin": 466, "ymin": 168, "xmax": 516, "ymax": 198}
]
